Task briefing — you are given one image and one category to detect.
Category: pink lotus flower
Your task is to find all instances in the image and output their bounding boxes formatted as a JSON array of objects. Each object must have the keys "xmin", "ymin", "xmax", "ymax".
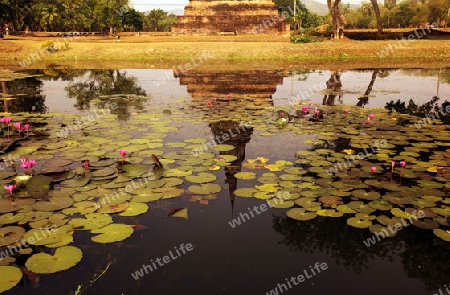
[
  {"xmin": 83, "ymin": 160, "xmax": 89, "ymax": 168},
  {"xmin": 400, "ymin": 161, "xmax": 406, "ymax": 168},
  {"xmin": 314, "ymin": 108, "xmax": 320, "ymax": 115},
  {"xmin": 308, "ymin": 101, "xmax": 312, "ymax": 106},
  {"xmin": 13, "ymin": 122, "xmax": 21, "ymax": 136},
  {"xmin": 22, "ymin": 123, "xmax": 30, "ymax": 136},
  {"xmin": 119, "ymin": 150, "xmax": 127, "ymax": 165},
  {"xmin": 371, "ymin": 166, "xmax": 377, "ymax": 173},
  {"xmin": 1, "ymin": 118, "xmax": 12, "ymax": 124},
  {"xmin": 301, "ymin": 106, "xmax": 309, "ymax": 114},
  {"xmin": 4, "ymin": 184, "xmax": 16, "ymax": 196},
  {"xmin": 363, "ymin": 121, "xmax": 367, "ymax": 126},
  {"xmin": 226, "ymin": 94, "xmax": 231, "ymax": 98},
  {"xmin": 369, "ymin": 114, "xmax": 376, "ymax": 119},
  {"xmin": 207, "ymin": 101, "xmax": 212, "ymax": 107},
  {"xmin": 344, "ymin": 109, "xmax": 349, "ymax": 114},
  {"xmin": 21, "ymin": 158, "xmax": 36, "ymax": 174}
]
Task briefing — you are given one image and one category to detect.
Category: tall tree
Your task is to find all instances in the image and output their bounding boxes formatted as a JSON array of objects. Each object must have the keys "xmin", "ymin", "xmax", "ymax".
[
  {"xmin": 370, "ymin": 0, "xmax": 383, "ymax": 33},
  {"xmin": 384, "ymin": 0, "xmax": 396, "ymax": 27},
  {"xmin": 145, "ymin": 9, "xmax": 167, "ymax": 32}
]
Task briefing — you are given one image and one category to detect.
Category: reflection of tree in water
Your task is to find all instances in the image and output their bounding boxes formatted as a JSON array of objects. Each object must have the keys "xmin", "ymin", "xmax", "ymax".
[
  {"xmin": 322, "ymin": 71, "xmax": 342, "ymax": 106},
  {"xmin": 65, "ymin": 69, "xmax": 148, "ymax": 121},
  {"xmin": 273, "ymin": 214, "xmax": 450, "ymax": 290},
  {"xmin": 0, "ymin": 77, "xmax": 47, "ymax": 113},
  {"xmin": 209, "ymin": 120, "xmax": 253, "ymax": 216}
]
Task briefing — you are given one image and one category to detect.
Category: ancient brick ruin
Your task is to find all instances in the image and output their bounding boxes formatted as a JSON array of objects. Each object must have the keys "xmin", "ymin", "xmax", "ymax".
[
  {"xmin": 172, "ymin": 0, "xmax": 289, "ymax": 36},
  {"xmin": 174, "ymin": 69, "xmax": 287, "ymax": 101}
]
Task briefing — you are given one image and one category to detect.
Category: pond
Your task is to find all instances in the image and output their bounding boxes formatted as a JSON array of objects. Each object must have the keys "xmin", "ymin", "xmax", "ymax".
[{"xmin": 0, "ymin": 67, "xmax": 449, "ymax": 295}]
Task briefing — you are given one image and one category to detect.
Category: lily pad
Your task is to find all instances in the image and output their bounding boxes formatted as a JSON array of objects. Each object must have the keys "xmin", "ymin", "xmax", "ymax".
[
  {"xmin": 91, "ymin": 224, "xmax": 134, "ymax": 243},
  {"xmin": 0, "ymin": 266, "xmax": 23, "ymax": 293},
  {"xmin": 25, "ymin": 246, "xmax": 82, "ymax": 274},
  {"xmin": 119, "ymin": 202, "xmax": 149, "ymax": 216},
  {"xmin": 188, "ymin": 184, "xmax": 222, "ymax": 195},
  {"xmin": 286, "ymin": 208, "xmax": 317, "ymax": 221},
  {"xmin": 26, "ymin": 175, "xmax": 53, "ymax": 198},
  {"xmin": 185, "ymin": 172, "xmax": 217, "ymax": 184}
]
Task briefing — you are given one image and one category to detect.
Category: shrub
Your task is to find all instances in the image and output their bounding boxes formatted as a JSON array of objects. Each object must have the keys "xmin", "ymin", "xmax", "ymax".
[{"xmin": 40, "ymin": 40, "xmax": 58, "ymax": 53}]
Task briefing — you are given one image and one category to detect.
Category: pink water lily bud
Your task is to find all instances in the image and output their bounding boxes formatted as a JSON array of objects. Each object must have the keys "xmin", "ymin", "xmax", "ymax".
[
  {"xmin": 344, "ymin": 109, "xmax": 349, "ymax": 114},
  {"xmin": 119, "ymin": 150, "xmax": 127, "ymax": 157},
  {"xmin": 369, "ymin": 114, "xmax": 375, "ymax": 119},
  {"xmin": 83, "ymin": 161, "xmax": 89, "ymax": 168},
  {"xmin": 0, "ymin": 118, "xmax": 12, "ymax": 124},
  {"xmin": 391, "ymin": 161, "xmax": 395, "ymax": 168},
  {"xmin": 4, "ymin": 184, "xmax": 16, "ymax": 195},
  {"xmin": 400, "ymin": 161, "xmax": 406, "ymax": 168},
  {"xmin": 371, "ymin": 166, "xmax": 377, "ymax": 173}
]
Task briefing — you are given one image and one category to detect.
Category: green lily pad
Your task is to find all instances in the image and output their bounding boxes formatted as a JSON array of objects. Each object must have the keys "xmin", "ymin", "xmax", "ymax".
[
  {"xmin": 213, "ymin": 144, "xmax": 235, "ymax": 152},
  {"xmin": 119, "ymin": 202, "xmax": 149, "ymax": 216},
  {"xmin": 185, "ymin": 172, "xmax": 217, "ymax": 184},
  {"xmin": 91, "ymin": 224, "xmax": 134, "ymax": 243},
  {"xmin": 0, "ymin": 213, "xmax": 25, "ymax": 225},
  {"xmin": 26, "ymin": 175, "xmax": 53, "ymax": 198},
  {"xmin": 122, "ymin": 164, "xmax": 148, "ymax": 178},
  {"xmin": 25, "ymin": 246, "xmax": 82, "ymax": 274},
  {"xmin": 153, "ymin": 187, "xmax": 185, "ymax": 199},
  {"xmin": 234, "ymin": 188, "xmax": 258, "ymax": 198},
  {"xmin": 165, "ymin": 168, "xmax": 193, "ymax": 177},
  {"xmin": 0, "ymin": 266, "xmax": 23, "ymax": 293},
  {"xmin": 32, "ymin": 196, "xmax": 74, "ymax": 211},
  {"xmin": 188, "ymin": 184, "xmax": 222, "ymax": 195},
  {"xmin": 286, "ymin": 208, "xmax": 317, "ymax": 221},
  {"xmin": 347, "ymin": 217, "xmax": 372, "ymax": 228},
  {"xmin": 234, "ymin": 172, "xmax": 257, "ymax": 180},
  {"xmin": 169, "ymin": 208, "xmax": 188, "ymax": 219},
  {"xmin": 0, "ymin": 226, "xmax": 25, "ymax": 247},
  {"xmin": 433, "ymin": 229, "xmax": 450, "ymax": 242},
  {"xmin": 69, "ymin": 213, "xmax": 112, "ymax": 230},
  {"xmin": 61, "ymin": 173, "xmax": 91, "ymax": 188}
]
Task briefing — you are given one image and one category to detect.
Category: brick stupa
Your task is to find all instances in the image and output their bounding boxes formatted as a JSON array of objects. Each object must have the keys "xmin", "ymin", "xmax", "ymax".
[{"xmin": 172, "ymin": 0, "xmax": 289, "ymax": 36}]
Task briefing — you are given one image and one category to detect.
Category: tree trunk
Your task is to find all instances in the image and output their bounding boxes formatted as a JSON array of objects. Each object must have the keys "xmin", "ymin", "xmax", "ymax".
[
  {"xmin": 370, "ymin": 0, "xmax": 383, "ymax": 33},
  {"xmin": 109, "ymin": 25, "xmax": 113, "ymax": 36},
  {"xmin": 332, "ymin": 0, "xmax": 343, "ymax": 39}
]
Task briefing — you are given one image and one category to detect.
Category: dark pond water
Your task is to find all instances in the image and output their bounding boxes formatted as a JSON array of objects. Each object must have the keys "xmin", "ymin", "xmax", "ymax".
[{"xmin": 0, "ymin": 67, "xmax": 450, "ymax": 295}]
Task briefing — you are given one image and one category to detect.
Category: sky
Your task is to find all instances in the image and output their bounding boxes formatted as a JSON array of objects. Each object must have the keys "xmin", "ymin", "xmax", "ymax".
[{"xmin": 129, "ymin": 0, "xmax": 362, "ymax": 13}]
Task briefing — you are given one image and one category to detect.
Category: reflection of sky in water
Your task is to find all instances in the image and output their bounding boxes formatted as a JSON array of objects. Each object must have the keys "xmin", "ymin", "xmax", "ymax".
[{"xmin": 41, "ymin": 69, "xmax": 450, "ymax": 113}]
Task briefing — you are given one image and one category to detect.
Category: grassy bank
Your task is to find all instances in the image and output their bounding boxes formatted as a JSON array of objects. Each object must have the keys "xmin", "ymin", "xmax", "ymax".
[{"xmin": 1, "ymin": 35, "xmax": 449, "ymax": 69}]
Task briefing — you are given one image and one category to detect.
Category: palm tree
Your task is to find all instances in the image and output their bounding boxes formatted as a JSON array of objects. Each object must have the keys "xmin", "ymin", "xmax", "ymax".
[{"xmin": 42, "ymin": 4, "xmax": 59, "ymax": 31}]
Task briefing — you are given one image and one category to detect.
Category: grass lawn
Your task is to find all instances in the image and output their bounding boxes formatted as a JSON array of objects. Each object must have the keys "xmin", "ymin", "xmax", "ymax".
[{"xmin": 1, "ymin": 34, "xmax": 449, "ymax": 69}]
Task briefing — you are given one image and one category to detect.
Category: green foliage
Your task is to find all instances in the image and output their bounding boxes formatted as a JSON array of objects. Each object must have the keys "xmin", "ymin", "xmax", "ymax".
[
  {"xmin": 144, "ymin": 9, "xmax": 177, "ymax": 32},
  {"xmin": 291, "ymin": 34, "xmax": 323, "ymax": 43},
  {"xmin": 40, "ymin": 40, "xmax": 57, "ymax": 53}
]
